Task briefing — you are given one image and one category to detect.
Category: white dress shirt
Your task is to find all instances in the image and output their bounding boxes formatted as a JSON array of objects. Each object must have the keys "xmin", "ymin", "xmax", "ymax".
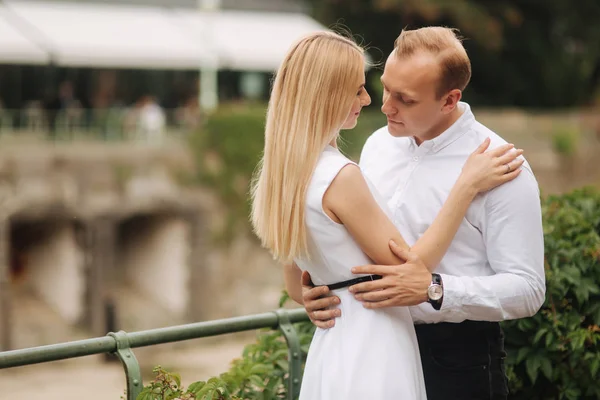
[{"xmin": 359, "ymin": 102, "xmax": 546, "ymax": 324}]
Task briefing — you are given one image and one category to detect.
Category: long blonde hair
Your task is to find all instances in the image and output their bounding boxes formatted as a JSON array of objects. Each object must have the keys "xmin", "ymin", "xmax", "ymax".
[{"xmin": 250, "ymin": 31, "xmax": 365, "ymax": 263}]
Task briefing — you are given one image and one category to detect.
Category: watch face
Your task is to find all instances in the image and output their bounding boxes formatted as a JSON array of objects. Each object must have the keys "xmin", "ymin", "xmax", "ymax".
[{"xmin": 428, "ymin": 285, "xmax": 443, "ymax": 301}]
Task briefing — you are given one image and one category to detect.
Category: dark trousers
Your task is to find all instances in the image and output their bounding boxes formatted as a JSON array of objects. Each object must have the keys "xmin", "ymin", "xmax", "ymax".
[{"xmin": 414, "ymin": 320, "xmax": 509, "ymax": 400}]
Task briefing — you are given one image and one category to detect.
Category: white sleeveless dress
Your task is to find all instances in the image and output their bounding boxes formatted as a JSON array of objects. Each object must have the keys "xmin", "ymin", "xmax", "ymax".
[{"xmin": 295, "ymin": 145, "xmax": 427, "ymax": 400}]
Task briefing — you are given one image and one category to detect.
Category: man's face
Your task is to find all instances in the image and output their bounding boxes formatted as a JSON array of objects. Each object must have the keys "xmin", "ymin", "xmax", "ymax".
[{"xmin": 380, "ymin": 51, "xmax": 449, "ymax": 142}]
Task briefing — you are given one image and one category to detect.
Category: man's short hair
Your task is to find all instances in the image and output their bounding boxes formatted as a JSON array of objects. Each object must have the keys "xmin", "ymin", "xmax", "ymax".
[{"xmin": 394, "ymin": 26, "xmax": 472, "ymax": 98}]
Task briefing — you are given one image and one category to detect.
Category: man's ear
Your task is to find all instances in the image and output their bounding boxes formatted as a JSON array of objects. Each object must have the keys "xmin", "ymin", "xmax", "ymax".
[{"xmin": 441, "ymin": 89, "xmax": 462, "ymax": 114}]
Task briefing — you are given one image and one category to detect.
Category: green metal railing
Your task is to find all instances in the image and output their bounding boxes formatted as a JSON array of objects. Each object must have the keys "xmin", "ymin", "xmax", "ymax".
[{"xmin": 0, "ymin": 308, "xmax": 310, "ymax": 400}]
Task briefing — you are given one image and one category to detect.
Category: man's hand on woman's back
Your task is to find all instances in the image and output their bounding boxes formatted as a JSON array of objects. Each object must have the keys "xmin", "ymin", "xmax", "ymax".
[{"xmin": 301, "ymin": 271, "xmax": 341, "ymax": 329}]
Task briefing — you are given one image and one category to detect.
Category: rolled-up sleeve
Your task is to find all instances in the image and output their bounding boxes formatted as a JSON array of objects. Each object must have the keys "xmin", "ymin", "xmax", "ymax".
[{"xmin": 439, "ymin": 167, "xmax": 546, "ymax": 321}]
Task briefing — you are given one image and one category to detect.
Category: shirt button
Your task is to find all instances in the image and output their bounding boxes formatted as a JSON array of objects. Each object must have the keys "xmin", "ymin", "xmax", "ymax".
[{"xmin": 412, "ymin": 156, "xmax": 419, "ymax": 162}]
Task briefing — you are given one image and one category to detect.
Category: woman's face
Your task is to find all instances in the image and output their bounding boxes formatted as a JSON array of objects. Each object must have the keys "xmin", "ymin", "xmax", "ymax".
[{"xmin": 341, "ymin": 72, "xmax": 372, "ymax": 130}]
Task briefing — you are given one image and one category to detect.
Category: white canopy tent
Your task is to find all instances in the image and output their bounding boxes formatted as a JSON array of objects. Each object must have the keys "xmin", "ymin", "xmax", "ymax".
[
  {"xmin": 3, "ymin": 1, "xmax": 212, "ymax": 69},
  {"xmin": 0, "ymin": 5, "xmax": 49, "ymax": 65},
  {"xmin": 173, "ymin": 9, "xmax": 328, "ymax": 71},
  {"xmin": 0, "ymin": 1, "xmax": 337, "ymax": 110},
  {"xmin": 2, "ymin": 1, "xmax": 330, "ymax": 72}
]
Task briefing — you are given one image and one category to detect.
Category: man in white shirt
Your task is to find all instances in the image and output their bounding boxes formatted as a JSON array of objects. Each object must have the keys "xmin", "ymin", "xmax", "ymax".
[{"xmin": 299, "ymin": 26, "xmax": 546, "ymax": 399}]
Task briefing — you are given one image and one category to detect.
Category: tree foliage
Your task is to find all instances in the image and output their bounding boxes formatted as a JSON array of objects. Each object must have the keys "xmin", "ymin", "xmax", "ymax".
[
  {"xmin": 307, "ymin": 0, "xmax": 600, "ymax": 108},
  {"xmin": 502, "ymin": 187, "xmax": 600, "ymax": 399}
]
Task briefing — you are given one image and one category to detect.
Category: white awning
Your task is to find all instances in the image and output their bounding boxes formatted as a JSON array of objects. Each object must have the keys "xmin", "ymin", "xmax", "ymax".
[
  {"xmin": 4, "ymin": 1, "xmax": 212, "ymax": 69},
  {"xmin": 0, "ymin": 1, "xmax": 335, "ymax": 72},
  {"xmin": 0, "ymin": 6, "xmax": 49, "ymax": 65},
  {"xmin": 174, "ymin": 9, "xmax": 328, "ymax": 71}
]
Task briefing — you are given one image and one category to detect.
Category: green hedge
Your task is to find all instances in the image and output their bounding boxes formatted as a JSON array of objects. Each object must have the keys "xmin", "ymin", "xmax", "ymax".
[
  {"xmin": 188, "ymin": 104, "xmax": 267, "ymax": 242},
  {"xmin": 136, "ymin": 186, "xmax": 600, "ymax": 399},
  {"xmin": 502, "ymin": 187, "xmax": 600, "ymax": 399}
]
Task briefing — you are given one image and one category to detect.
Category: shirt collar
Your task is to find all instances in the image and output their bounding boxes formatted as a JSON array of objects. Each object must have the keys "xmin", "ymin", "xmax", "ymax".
[{"xmin": 408, "ymin": 101, "xmax": 475, "ymax": 153}]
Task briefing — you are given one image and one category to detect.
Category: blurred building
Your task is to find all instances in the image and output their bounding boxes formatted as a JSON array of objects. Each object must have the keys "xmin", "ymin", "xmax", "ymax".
[{"xmin": 0, "ymin": 0, "xmax": 321, "ymax": 122}]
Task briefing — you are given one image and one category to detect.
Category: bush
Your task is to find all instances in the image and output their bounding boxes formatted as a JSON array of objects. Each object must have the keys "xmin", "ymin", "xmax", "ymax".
[{"xmin": 502, "ymin": 186, "xmax": 600, "ymax": 399}]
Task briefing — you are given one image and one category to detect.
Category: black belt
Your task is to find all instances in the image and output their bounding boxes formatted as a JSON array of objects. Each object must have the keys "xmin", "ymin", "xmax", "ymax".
[{"xmin": 325, "ymin": 274, "xmax": 382, "ymax": 291}]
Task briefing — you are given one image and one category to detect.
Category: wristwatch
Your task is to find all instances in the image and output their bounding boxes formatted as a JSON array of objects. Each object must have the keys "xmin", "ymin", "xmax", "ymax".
[{"xmin": 427, "ymin": 273, "xmax": 444, "ymax": 310}]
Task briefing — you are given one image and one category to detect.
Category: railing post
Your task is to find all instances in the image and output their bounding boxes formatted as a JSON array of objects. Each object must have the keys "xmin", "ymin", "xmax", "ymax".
[
  {"xmin": 108, "ymin": 331, "xmax": 143, "ymax": 400},
  {"xmin": 275, "ymin": 310, "xmax": 302, "ymax": 400}
]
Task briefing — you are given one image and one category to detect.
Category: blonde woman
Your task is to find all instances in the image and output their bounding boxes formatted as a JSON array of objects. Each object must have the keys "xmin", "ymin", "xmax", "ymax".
[{"xmin": 250, "ymin": 31, "xmax": 523, "ymax": 399}]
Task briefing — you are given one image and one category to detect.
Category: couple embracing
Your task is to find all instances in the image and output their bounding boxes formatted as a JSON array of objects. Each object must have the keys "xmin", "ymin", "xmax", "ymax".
[{"xmin": 251, "ymin": 26, "xmax": 545, "ymax": 400}]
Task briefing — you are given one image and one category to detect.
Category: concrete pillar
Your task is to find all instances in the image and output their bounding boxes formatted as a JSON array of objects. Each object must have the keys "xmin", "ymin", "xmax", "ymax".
[
  {"xmin": 121, "ymin": 214, "xmax": 190, "ymax": 317},
  {"xmin": 187, "ymin": 210, "xmax": 208, "ymax": 322},
  {"xmin": 0, "ymin": 217, "xmax": 11, "ymax": 350},
  {"xmin": 86, "ymin": 217, "xmax": 116, "ymax": 337},
  {"xmin": 26, "ymin": 221, "xmax": 85, "ymax": 324}
]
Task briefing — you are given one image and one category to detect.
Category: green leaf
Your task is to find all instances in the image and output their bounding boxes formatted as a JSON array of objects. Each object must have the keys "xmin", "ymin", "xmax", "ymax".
[
  {"xmin": 516, "ymin": 347, "xmax": 531, "ymax": 364},
  {"xmin": 562, "ymin": 387, "xmax": 582, "ymax": 400},
  {"xmin": 264, "ymin": 376, "xmax": 283, "ymax": 393},
  {"xmin": 591, "ymin": 357, "xmax": 600, "ymax": 379},
  {"xmin": 593, "ymin": 305, "xmax": 600, "ymax": 326},
  {"xmin": 525, "ymin": 355, "xmax": 541, "ymax": 384},
  {"xmin": 279, "ymin": 290, "xmax": 291, "ymax": 307},
  {"xmin": 188, "ymin": 381, "xmax": 207, "ymax": 395},
  {"xmin": 545, "ymin": 331, "xmax": 555, "ymax": 349},
  {"xmin": 533, "ymin": 328, "xmax": 548, "ymax": 345},
  {"xmin": 275, "ymin": 359, "xmax": 289, "ymax": 372},
  {"xmin": 248, "ymin": 374, "xmax": 266, "ymax": 388},
  {"xmin": 172, "ymin": 372, "xmax": 182, "ymax": 389},
  {"xmin": 136, "ymin": 393, "xmax": 152, "ymax": 400},
  {"xmin": 569, "ymin": 330, "xmax": 587, "ymax": 351},
  {"xmin": 539, "ymin": 356, "xmax": 553, "ymax": 380},
  {"xmin": 249, "ymin": 363, "xmax": 272, "ymax": 375}
]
